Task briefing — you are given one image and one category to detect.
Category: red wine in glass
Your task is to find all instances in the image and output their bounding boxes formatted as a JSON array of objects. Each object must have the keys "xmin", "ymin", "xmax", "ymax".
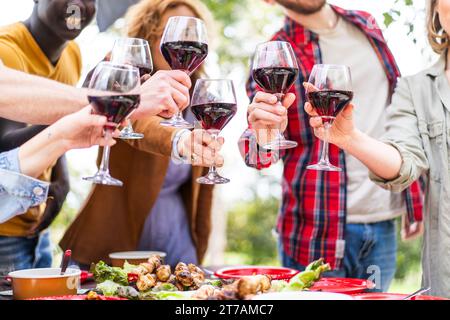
[
  {"xmin": 136, "ymin": 65, "xmax": 153, "ymax": 77},
  {"xmin": 307, "ymin": 90, "xmax": 353, "ymax": 123},
  {"xmin": 88, "ymin": 94, "xmax": 140, "ymax": 129},
  {"xmin": 252, "ymin": 67, "xmax": 299, "ymax": 95},
  {"xmin": 191, "ymin": 102, "xmax": 237, "ymax": 131},
  {"xmin": 161, "ymin": 41, "xmax": 208, "ymax": 74}
]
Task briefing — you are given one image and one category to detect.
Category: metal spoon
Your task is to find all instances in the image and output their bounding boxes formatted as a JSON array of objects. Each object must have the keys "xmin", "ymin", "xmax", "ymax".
[
  {"xmin": 402, "ymin": 287, "xmax": 431, "ymax": 300},
  {"xmin": 60, "ymin": 249, "xmax": 72, "ymax": 275}
]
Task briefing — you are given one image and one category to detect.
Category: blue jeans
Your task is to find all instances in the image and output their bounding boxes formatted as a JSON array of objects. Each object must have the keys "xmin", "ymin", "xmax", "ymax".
[
  {"xmin": 0, "ymin": 230, "xmax": 53, "ymax": 276},
  {"xmin": 280, "ymin": 220, "xmax": 397, "ymax": 292}
]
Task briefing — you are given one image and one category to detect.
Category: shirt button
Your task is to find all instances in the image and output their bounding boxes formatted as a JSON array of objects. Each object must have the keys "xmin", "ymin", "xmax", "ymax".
[{"xmin": 33, "ymin": 186, "xmax": 44, "ymax": 196}]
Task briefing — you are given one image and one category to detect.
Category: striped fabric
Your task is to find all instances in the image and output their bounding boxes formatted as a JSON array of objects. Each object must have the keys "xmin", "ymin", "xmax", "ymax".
[{"xmin": 239, "ymin": 5, "xmax": 423, "ymax": 269}]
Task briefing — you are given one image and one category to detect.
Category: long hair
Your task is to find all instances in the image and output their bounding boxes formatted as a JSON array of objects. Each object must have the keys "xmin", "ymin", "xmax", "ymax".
[
  {"xmin": 427, "ymin": 0, "xmax": 449, "ymax": 54},
  {"xmin": 124, "ymin": 0, "xmax": 214, "ymax": 78}
]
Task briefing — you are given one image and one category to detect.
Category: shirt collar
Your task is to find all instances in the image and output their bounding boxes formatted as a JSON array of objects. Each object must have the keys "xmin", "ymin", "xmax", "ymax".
[
  {"xmin": 426, "ymin": 53, "xmax": 446, "ymax": 77},
  {"xmin": 283, "ymin": 5, "xmax": 385, "ymax": 45}
]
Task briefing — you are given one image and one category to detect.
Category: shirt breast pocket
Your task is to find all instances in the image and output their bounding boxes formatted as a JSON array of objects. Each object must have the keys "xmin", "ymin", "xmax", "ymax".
[{"xmin": 418, "ymin": 120, "xmax": 445, "ymax": 182}]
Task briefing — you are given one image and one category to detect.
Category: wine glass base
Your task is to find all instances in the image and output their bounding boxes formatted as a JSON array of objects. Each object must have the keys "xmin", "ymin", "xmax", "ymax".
[
  {"xmin": 196, "ymin": 174, "xmax": 230, "ymax": 185},
  {"xmin": 83, "ymin": 173, "xmax": 123, "ymax": 186},
  {"xmin": 306, "ymin": 162, "xmax": 342, "ymax": 172},
  {"xmin": 262, "ymin": 139, "xmax": 298, "ymax": 150},
  {"xmin": 119, "ymin": 132, "xmax": 144, "ymax": 140},
  {"xmin": 160, "ymin": 119, "xmax": 194, "ymax": 129}
]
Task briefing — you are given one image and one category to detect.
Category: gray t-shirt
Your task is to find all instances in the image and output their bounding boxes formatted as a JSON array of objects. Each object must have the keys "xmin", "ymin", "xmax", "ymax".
[{"xmin": 311, "ymin": 17, "xmax": 405, "ymax": 223}]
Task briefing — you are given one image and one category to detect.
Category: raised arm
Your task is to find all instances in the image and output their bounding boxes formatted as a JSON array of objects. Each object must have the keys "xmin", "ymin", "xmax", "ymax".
[
  {"xmin": 0, "ymin": 65, "xmax": 88, "ymax": 124},
  {"xmin": 305, "ymin": 78, "xmax": 428, "ymax": 191}
]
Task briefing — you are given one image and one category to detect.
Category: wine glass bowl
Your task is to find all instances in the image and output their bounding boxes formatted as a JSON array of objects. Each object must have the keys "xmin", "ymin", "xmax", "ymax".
[
  {"xmin": 110, "ymin": 37, "xmax": 153, "ymax": 139},
  {"xmin": 83, "ymin": 62, "xmax": 141, "ymax": 186},
  {"xmin": 306, "ymin": 64, "xmax": 353, "ymax": 172},
  {"xmin": 191, "ymin": 79, "xmax": 237, "ymax": 185}
]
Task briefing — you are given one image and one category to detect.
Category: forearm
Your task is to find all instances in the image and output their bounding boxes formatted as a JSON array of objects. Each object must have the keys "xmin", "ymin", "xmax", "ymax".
[
  {"xmin": 0, "ymin": 66, "xmax": 88, "ymax": 124},
  {"xmin": 18, "ymin": 127, "xmax": 68, "ymax": 178},
  {"xmin": 344, "ymin": 129, "xmax": 403, "ymax": 180}
]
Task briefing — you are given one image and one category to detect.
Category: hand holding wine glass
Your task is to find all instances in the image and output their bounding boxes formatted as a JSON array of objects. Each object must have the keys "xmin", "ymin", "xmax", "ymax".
[
  {"xmin": 247, "ymin": 91, "xmax": 296, "ymax": 147},
  {"xmin": 135, "ymin": 70, "xmax": 191, "ymax": 119},
  {"xmin": 304, "ymin": 96, "xmax": 355, "ymax": 150},
  {"xmin": 177, "ymin": 129, "xmax": 225, "ymax": 167}
]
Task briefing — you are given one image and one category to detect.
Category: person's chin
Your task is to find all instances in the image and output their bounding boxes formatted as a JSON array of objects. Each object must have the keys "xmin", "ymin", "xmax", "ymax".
[{"xmin": 59, "ymin": 28, "xmax": 83, "ymax": 40}]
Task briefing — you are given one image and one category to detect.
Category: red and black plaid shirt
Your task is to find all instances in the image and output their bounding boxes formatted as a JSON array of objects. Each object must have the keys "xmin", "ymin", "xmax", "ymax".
[{"xmin": 239, "ymin": 6, "xmax": 424, "ymax": 269}]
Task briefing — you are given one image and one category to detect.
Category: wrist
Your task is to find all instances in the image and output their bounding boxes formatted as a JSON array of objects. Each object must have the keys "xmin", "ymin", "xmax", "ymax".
[
  {"xmin": 342, "ymin": 129, "xmax": 364, "ymax": 152},
  {"xmin": 173, "ymin": 129, "xmax": 191, "ymax": 160}
]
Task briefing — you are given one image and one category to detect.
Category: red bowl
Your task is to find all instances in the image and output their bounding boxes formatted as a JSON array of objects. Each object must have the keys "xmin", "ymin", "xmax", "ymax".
[
  {"xmin": 310, "ymin": 277, "xmax": 375, "ymax": 294},
  {"xmin": 215, "ymin": 266, "xmax": 299, "ymax": 280}
]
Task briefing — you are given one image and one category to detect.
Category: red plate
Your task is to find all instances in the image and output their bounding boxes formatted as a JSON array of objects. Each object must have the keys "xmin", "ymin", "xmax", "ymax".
[
  {"xmin": 352, "ymin": 293, "xmax": 449, "ymax": 300},
  {"xmin": 29, "ymin": 295, "xmax": 126, "ymax": 300},
  {"xmin": 215, "ymin": 266, "xmax": 299, "ymax": 280},
  {"xmin": 310, "ymin": 278, "xmax": 375, "ymax": 294}
]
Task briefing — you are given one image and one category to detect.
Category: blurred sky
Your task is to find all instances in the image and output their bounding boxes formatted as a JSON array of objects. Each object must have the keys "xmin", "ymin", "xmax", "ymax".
[{"xmin": 0, "ymin": 0, "xmax": 433, "ymax": 212}]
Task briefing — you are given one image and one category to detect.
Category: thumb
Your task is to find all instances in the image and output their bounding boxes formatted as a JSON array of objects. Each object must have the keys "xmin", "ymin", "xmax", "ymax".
[
  {"xmin": 340, "ymin": 103, "xmax": 354, "ymax": 120},
  {"xmin": 282, "ymin": 93, "xmax": 296, "ymax": 109},
  {"xmin": 84, "ymin": 113, "xmax": 107, "ymax": 127}
]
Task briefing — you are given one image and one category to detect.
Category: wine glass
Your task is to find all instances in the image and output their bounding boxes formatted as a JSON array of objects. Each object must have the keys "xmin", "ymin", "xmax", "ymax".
[
  {"xmin": 306, "ymin": 64, "xmax": 353, "ymax": 171},
  {"xmin": 191, "ymin": 79, "xmax": 237, "ymax": 184},
  {"xmin": 160, "ymin": 16, "xmax": 208, "ymax": 129},
  {"xmin": 83, "ymin": 62, "xmax": 141, "ymax": 186},
  {"xmin": 110, "ymin": 37, "xmax": 153, "ymax": 140},
  {"xmin": 252, "ymin": 41, "xmax": 299, "ymax": 150}
]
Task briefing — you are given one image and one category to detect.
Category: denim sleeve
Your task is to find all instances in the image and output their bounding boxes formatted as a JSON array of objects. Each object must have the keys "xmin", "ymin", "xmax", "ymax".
[{"xmin": 0, "ymin": 149, "xmax": 50, "ymax": 223}]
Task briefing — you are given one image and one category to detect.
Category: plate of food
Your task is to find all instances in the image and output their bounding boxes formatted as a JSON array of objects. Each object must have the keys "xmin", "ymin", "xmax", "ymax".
[{"xmin": 89, "ymin": 255, "xmax": 332, "ymax": 300}]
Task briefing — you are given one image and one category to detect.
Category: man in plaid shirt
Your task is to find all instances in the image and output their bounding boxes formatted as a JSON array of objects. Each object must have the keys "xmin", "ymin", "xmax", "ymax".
[{"xmin": 239, "ymin": 0, "xmax": 423, "ymax": 291}]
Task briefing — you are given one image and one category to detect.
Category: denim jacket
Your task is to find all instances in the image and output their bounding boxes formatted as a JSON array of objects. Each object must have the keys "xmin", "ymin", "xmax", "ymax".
[{"xmin": 0, "ymin": 148, "xmax": 49, "ymax": 223}]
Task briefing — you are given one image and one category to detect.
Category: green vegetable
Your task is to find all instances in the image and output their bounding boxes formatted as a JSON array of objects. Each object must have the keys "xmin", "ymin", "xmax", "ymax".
[
  {"xmin": 117, "ymin": 286, "xmax": 140, "ymax": 300},
  {"xmin": 202, "ymin": 279, "xmax": 223, "ymax": 288},
  {"xmin": 152, "ymin": 283, "xmax": 177, "ymax": 292},
  {"xmin": 96, "ymin": 280, "xmax": 121, "ymax": 296},
  {"xmin": 91, "ymin": 261, "xmax": 128, "ymax": 286},
  {"xmin": 305, "ymin": 258, "xmax": 324, "ymax": 271},
  {"xmin": 285, "ymin": 258, "xmax": 331, "ymax": 291},
  {"xmin": 270, "ymin": 280, "xmax": 289, "ymax": 292},
  {"xmin": 123, "ymin": 261, "xmax": 138, "ymax": 273},
  {"xmin": 140, "ymin": 291, "xmax": 189, "ymax": 300}
]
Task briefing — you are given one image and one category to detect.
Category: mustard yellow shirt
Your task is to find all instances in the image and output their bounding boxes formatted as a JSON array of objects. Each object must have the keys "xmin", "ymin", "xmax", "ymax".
[{"xmin": 0, "ymin": 22, "xmax": 81, "ymax": 236}]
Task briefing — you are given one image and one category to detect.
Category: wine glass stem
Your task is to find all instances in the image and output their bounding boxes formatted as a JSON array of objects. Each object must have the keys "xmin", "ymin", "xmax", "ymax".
[
  {"xmin": 207, "ymin": 131, "xmax": 219, "ymax": 176},
  {"xmin": 319, "ymin": 121, "xmax": 331, "ymax": 164},
  {"xmin": 99, "ymin": 129, "xmax": 113, "ymax": 174}
]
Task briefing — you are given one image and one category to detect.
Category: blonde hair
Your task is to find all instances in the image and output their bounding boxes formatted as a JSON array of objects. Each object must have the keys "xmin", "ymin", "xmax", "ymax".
[{"xmin": 428, "ymin": 0, "xmax": 449, "ymax": 54}]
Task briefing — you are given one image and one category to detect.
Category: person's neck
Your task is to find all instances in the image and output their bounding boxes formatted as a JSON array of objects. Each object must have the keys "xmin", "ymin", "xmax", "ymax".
[
  {"xmin": 23, "ymin": 10, "xmax": 67, "ymax": 66},
  {"xmin": 285, "ymin": 4, "xmax": 338, "ymax": 31}
]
